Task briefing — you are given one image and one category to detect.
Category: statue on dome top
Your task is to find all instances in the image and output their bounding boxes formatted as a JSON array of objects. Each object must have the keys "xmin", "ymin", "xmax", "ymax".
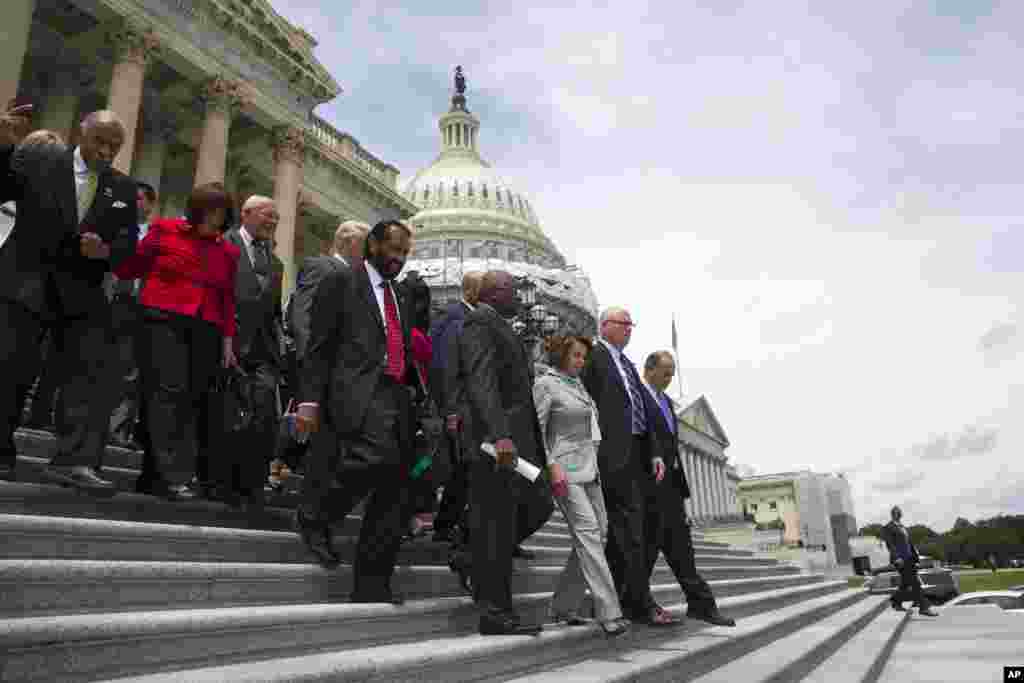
[{"xmin": 454, "ymin": 66, "xmax": 466, "ymax": 95}]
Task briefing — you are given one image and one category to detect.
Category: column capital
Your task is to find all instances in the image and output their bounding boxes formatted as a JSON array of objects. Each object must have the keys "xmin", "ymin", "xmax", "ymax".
[
  {"xmin": 199, "ymin": 76, "xmax": 248, "ymax": 116},
  {"xmin": 272, "ymin": 125, "xmax": 307, "ymax": 167},
  {"xmin": 106, "ymin": 24, "xmax": 161, "ymax": 66}
]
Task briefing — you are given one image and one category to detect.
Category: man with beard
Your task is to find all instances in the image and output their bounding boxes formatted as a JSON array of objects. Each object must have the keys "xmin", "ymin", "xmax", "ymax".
[
  {"xmin": 458, "ymin": 270, "xmax": 554, "ymax": 635},
  {"xmin": 293, "ymin": 219, "xmax": 416, "ymax": 604},
  {"xmin": 0, "ymin": 110, "xmax": 138, "ymax": 490}
]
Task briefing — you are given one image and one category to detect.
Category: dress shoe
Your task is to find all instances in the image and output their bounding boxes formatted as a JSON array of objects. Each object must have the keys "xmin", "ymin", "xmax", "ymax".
[
  {"xmin": 295, "ymin": 508, "xmax": 340, "ymax": 568},
  {"xmin": 350, "ymin": 589, "xmax": 405, "ymax": 605},
  {"xmin": 687, "ymin": 608, "xmax": 736, "ymax": 627},
  {"xmin": 479, "ymin": 614, "xmax": 543, "ymax": 636},
  {"xmin": 600, "ymin": 617, "xmax": 631, "ymax": 638},
  {"xmin": 43, "ymin": 465, "xmax": 116, "ymax": 495},
  {"xmin": 891, "ymin": 602, "xmax": 907, "ymax": 612},
  {"xmin": 0, "ymin": 463, "xmax": 16, "ymax": 481},
  {"xmin": 918, "ymin": 607, "xmax": 938, "ymax": 617},
  {"xmin": 512, "ymin": 545, "xmax": 535, "ymax": 560},
  {"xmin": 432, "ymin": 527, "xmax": 455, "ymax": 544}
]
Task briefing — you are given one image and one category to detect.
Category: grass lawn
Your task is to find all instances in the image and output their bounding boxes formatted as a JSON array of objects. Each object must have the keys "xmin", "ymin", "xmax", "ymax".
[
  {"xmin": 958, "ymin": 569, "xmax": 1024, "ymax": 593},
  {"xmin": 847, "ymin": 576, "xmax": 867, "ymax": 588}
]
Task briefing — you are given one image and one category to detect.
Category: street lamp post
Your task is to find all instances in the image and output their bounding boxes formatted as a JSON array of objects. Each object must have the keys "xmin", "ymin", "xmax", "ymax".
[{"xmin": 512, "ymin": 276, "xmax": 560, "ymax": 365}]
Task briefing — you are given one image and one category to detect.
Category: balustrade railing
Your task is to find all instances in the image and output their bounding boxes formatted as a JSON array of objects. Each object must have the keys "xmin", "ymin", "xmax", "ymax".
[{"xmin": 308, "ymin": 115, "xmax": 395, "ymax": 187}]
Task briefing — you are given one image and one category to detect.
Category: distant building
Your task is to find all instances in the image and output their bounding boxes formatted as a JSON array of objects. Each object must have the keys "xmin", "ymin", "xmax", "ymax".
[{"xmin": 738, "ymin": 471, "xmax": 857, "ymax": 565}]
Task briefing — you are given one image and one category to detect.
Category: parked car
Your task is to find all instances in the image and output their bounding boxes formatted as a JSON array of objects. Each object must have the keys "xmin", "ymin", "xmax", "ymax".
[
  {"xmin": 942, "ymin": 591, "xmax": 1024, "ymax": 613},
  {"xmin": 864, "ymin": 561, "xmax": 960, "ymax": 604}
]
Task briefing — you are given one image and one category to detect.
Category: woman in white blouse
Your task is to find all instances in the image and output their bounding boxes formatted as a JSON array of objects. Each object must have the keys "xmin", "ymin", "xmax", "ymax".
[{"xmin": 534, "ymin": 335, "xmax": 629, "ymax": 637}]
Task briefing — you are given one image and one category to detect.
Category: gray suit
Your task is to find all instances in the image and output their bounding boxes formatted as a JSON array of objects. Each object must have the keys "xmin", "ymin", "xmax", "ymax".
[{"xmin": 534, "ymin": 368, "xmax": 622, "ymax": 623}]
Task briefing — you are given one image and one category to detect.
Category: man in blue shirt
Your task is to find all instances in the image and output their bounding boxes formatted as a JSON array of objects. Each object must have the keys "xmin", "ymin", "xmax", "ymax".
[{"xmin": 881, "ymin": 506, "xmax": 937, "ymax": 615}]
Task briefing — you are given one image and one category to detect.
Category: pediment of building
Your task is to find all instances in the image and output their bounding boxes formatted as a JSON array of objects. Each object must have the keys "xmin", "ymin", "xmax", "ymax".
[{"xmin": 679, "ymin": 395, "xmax": 731, "ymax": 448}]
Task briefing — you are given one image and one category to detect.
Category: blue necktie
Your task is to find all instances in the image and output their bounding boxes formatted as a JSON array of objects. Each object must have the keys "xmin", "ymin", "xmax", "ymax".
[
  {"xmin": 621, "ymin": 353, "xmax": 647, "ymax": 435},
  {"xmin": 659, "ymin": 392, "xmax": 675, "ymax": 434}
]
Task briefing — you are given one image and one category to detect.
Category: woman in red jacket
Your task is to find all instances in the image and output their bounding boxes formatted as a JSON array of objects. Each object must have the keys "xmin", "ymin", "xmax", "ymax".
[{"xmin": 116, "ymin": 182, "xmax": 240, "ymax": 501}]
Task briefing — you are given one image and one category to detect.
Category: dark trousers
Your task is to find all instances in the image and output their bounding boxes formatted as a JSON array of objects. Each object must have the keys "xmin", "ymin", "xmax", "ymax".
[
  {"xmin": 435, "ymin": 449, "xmax": 470, "ymax": 534},
  {"xmin": 468, "ymin": 456, "xmax": 554, "ymax": 617},
  {"xmin": 107, "ymin": 295, "xmax": 146, "ymax": 444},
  {"xmin": 0, "ymin": 300, "xmax": 119, "ymax": 470},
  {"xmin": 892, "ymin": 561, "xmax": 930, "ymax": 609},
  {"xmin": 25, "ymin": 330, "xmax": 61, "ymax": 428},
  {"xmin": 643, "ymin": 475, "xmax": 717, "ymax": 613},
  {"xmin": 210, "ymin": 358, "xmax": 279, "ymax": 497},
  {"xmin": 300, "ymin": 377, "xmax": 413, "ymax": 596},
  {"xmin": 137, "ymin": 309, "xmax": 221, "ymax": 487},
  {"xmin": 602, "ymin": 436, "xmax": 655, "ymax": 617}
]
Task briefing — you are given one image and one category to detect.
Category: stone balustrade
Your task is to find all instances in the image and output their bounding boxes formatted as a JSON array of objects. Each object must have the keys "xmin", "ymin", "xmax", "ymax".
[{"xmin": 308, "ymin": 114, "xmax": 399, "ymax": 188}]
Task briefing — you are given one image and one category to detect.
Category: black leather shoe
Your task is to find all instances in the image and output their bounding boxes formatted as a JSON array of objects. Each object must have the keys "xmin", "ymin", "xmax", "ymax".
[
  {"xmin": 432, "ymin": 527, "xmax": 454, "ymax": 544},
  {"xmin": 43, "ymin": 465, "xmax": 116, "ymax": 495},
  {"xmin": 891, "ymin": 602, "xmax": 907, "ymax": 612},
  {"xmin": 164, "ymin": 484, "xmax": 199, "ymax": 503},
  {"xmin": 687, "ymin": 608, "xmax": 736, "ymax": 627},
  {"xmin": 479, "ymin": 615, "xmax": 543, "ymax": 636},
  {"xmin": 0, "ymin": 464, "xmax": 16, "ymax": 481},
  {"xmin": 918, "ymin": 607, "xmax": 938, "ymax": 617},
  {"xmin": 512, "ymin": 545, "xmax": 535, "ymax": 560},
  {"xmin": 295, "ymin": 508, "xmax": 340, "ymax": 568}
]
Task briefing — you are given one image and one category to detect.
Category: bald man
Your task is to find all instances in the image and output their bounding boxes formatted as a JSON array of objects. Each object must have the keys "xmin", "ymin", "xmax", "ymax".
[
  {"xmin": 215, "ymin": 195, "xmax": 286, "ymax": 509},
  {"xmin": 0, "ymin": 109, "xmax": 138, "ymax": 490},
  {"xmin": 429, "ymin": 271, "xmax": 483, "ymax": 543}
]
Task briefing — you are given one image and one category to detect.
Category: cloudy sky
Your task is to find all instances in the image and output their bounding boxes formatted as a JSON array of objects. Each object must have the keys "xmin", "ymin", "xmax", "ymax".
[{"xmin": 270, "ymin": 0, "xmax": 1022, "ymax": 532}]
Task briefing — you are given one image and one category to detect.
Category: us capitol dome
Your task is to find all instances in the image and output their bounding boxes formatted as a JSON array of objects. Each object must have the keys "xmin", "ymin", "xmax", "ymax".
[{"xmin": 401, "ymin": 67, "xmax": 599, "ymax": 336}]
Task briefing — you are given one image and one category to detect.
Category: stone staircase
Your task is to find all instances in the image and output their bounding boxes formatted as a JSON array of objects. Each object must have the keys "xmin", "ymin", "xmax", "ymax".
[{"xmin": 0, "ymin": 429, "xmax": 925, "ymax": 682}]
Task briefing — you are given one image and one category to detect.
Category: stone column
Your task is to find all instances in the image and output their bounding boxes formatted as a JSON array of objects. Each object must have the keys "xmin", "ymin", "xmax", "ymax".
[
  {"xmin": 106, "ymin": 25, "xmax": 160, "ymax": 174},
  {"xmin": 132, "ymin": 115, "xmax": 176, "ymax": 193},
  {"xmin": 37, "ymin": 68, "xmax": 83, "ymax": 142},
  {"xmin": 0, "ymin": 0, "xmax": 35, "ymax": 107},
  {"xmin": 692, "ymin": 452, "xmax": 704, "ymax": 520},
  {"xmin": 194, "ymin": 77, "xmax": 245, "ymax": 186},
  {"xmin": 272, "ymin": 125, "xmax": 305, "ymax": 304},
  {"xmin": 700, "ymin": 455, "xmax": 712, "ymax": 521},
  {"xmin": 683, "ymin": 448, "xmax": 695, "ymax": 520}
]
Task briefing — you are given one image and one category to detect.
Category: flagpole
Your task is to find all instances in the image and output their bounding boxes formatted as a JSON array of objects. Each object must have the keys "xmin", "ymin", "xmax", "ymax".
[{"xmin": 672, "ymin": 313, "xmax": 684, "ymax": 404}]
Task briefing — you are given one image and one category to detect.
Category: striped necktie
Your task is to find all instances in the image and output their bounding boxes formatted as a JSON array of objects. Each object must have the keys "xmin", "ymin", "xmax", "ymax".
[
  {"xmin": 621, "ymin": 352, "xmax": 648, "ymax": 435},
  {"xmin": 78, "ymin": 172, "xmax": 98, "ymax": 224}
]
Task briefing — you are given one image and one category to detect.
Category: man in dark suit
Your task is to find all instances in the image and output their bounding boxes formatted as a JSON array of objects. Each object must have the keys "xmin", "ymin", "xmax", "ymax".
[
  {"xmin": 279, "ymin": 220, "xmax": 368, "ymax": 478},
  {"xmin": 581, "ymin": 307, "xmax": 677, "ymax": 626},
  {"xmin": 458, "ymin": 270, "xmax": 554, "ymax": 635},
  {"xmin": 107, "ymin": 182, "xmax": 158, "ymax": 451},
  {"xmin": 220, "ymin": 195, "xmax": 285, "ymax": 509},
  {"xmin": 293, "ymin": 219, "xmax": 417, "ymax": 604},
  {"xmin": 0, "ymin": 110, "xmax": 138, "ymax": 490},
  {"xmin": 289, "ymin": 220, "xmax": 368, "ymax": 363},
  {"xmin": 880, "ymin": 506, "xmax": 937, "ymax": 616},
  {"xmin": 429, "ymin": 270, "xmax": 483, "ymax": 543},
  {"xmin": 642, "ymin": 351, "xmax": 735, "ymax": 626}
]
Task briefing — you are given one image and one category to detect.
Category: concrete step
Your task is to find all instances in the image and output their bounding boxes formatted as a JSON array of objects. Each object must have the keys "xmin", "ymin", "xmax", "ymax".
[
  {"xmin": 499, "ymin": 587, "xmax": 869, "ymax": 683},
  {"xmin": 0, "ymin": 557, "xmax": 801, "ymax": 617},
  {"xmin": 6, "ymin": 580, "xmax": 846, "ymax": 683},
  {"xmin": 0, "ymin": 514, "xmax": 760, "ymax": 567},
  {"xmin": 801, "ymin": 603, "xmax": 909, "ymax": 683},
  {"xmin": 0, "ymin": 483, "xmax": 575, "ymax": 541},
  {"xmin": 685, "ymin": 595, "xmax": 889, "ymax": 682}
]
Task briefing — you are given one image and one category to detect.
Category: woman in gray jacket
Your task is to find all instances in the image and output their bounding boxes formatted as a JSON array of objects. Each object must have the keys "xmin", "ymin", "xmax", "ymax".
[{"xmin": 534, "ymin": 335, "xmax": 629, "ymax": 637}]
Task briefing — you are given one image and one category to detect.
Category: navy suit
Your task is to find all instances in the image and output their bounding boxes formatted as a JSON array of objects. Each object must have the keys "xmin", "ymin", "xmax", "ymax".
[{"xmin": 643, "ymin": 385, "xmax": 717, "ymax": 614}]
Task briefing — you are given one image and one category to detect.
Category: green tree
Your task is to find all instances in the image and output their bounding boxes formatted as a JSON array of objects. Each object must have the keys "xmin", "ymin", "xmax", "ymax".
[{"xmin": 859, "ymin": 523, "xmax": 884, "ymax": 538}]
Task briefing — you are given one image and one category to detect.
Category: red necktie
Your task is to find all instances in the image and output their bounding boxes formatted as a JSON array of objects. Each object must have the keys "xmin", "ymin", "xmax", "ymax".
[{"xmin": 381, "ymin": 282, "xmax": 406, "ymax": 381}]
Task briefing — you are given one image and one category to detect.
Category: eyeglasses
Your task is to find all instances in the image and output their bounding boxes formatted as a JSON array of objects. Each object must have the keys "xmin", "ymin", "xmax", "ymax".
[{"xmin": 606, "ymin": 320, "xmax": 636, "ymax": 328}]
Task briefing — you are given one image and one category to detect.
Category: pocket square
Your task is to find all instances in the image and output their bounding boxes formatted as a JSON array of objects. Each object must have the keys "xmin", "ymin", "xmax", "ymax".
[
  {"xmin": 112, "ymin": 201, "xmax": 128, "ymax": 208},
  {"xmin": 103, "ymin": 187, "xmax": 114, "ymax": 197}
]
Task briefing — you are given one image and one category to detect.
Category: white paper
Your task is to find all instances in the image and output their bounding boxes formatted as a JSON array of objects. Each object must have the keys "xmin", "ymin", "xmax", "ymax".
[{"xmin": 480, "ymin": 442, "xmax": 541, "ymax": 482}]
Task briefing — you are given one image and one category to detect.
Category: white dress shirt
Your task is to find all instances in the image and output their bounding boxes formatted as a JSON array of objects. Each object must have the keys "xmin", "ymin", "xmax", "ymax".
[
  {"xmin": 365, "ymin": 260, "xmax": 401, "ymax": 328},
  {"xmin": 239, "ymin": 225, "xmax": 259, "ymax": 269},
  {"xmin": 73, "ymin": 147, "xmax": 96, "ymax": 221},
  {"xmin": 0, "ymin": 201, "xmax": 15, "ymax": 248}
]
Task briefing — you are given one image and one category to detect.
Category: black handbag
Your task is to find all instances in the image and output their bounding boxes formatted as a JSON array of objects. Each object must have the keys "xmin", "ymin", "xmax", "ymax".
[{"xmin": 213, "ymin": 367, "xmax": 256, "ymax": 434}]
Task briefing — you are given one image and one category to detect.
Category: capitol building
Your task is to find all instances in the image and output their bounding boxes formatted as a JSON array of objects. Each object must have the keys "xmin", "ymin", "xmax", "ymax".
[{"xmin": 401, "ymin": 69, "xmax": 599, "ymax": 336}]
